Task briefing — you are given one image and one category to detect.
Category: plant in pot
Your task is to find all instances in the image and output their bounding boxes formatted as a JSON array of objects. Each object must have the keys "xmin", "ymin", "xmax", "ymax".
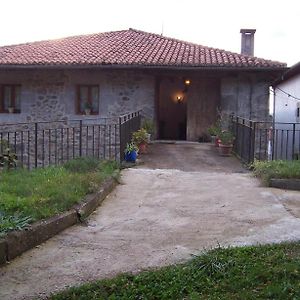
[
  {"xmin": 207, "ymin": 124, "xmax": 221, "ymax": 145},
  {"xmin": 124, "ymin": 142, "xmax": 139, "ymax": 162},
  {"xmin": 132, "ymin": 128, "xmax": 148, "ymax": 154},
  {"xmin": 218, "ymin": 130, "xmax": 235, "ymax": 156},
  {"xmin": 8, "ymin": 107, "xmax": 14, "ymax": 114},
  {"xmin": 142, "ymin": 119, "xmax": 155, "ymax": 142},
  {"xmin": 83, "ymin": 102, "xmax": 92, "ymax": 115}
]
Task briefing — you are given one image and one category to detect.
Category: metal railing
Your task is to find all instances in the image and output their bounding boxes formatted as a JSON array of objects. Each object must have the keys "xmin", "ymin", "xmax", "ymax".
[
  {"xmin": 231, "ymin": 116, "xmax": 300, "ymax": 163},
  {"xmin": 0, "ymin": 111, "xmax": 141, "ymax": 169}
]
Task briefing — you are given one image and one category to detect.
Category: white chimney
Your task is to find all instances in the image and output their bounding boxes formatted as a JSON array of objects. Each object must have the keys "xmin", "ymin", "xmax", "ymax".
[{"xmin": 240, "ymin": 29, "xmax": 256, "ymax": 56}]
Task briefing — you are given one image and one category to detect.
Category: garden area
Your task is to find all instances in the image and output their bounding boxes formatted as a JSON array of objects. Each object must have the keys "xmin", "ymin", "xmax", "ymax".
[{"xmin": 0, "ymin": 157, "xmax": 119, "ymax": 237}]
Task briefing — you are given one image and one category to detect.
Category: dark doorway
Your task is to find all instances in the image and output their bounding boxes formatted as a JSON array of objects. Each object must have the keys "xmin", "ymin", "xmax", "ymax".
[{"xmin": 158, "ymin": 77, "xmax": 187, "ymax": 140}]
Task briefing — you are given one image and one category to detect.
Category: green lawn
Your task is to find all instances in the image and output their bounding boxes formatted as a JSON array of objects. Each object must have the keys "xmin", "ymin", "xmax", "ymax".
[
  {"xmin": 0, "ymin": 157, "xmax": 119, "ymax": 236},
  {"xmin": 51, "ymin": 242, "xmax": 300, "ymax": 300},
  {"xmin": 253, "ymin": 160, "xmax": 300, "ymax": 185}
]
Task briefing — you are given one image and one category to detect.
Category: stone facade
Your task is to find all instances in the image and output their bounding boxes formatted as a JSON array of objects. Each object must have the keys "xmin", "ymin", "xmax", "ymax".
[
  {"xmin": 0, "ymin": 68, "xmax": 276, "ymax": 143},
  {"xmin": 0, "ymin": 69, "xmax": 155, "ymax": 124}
]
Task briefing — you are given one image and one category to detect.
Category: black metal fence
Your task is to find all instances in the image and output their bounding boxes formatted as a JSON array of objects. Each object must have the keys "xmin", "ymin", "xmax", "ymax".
[
  {"xmin": 231, "ymin": 116, "xmax": 300, "ymax": 163},
  {"xmin": 0, "ymin": 111, "xmax": 141, "ymax": 169}
]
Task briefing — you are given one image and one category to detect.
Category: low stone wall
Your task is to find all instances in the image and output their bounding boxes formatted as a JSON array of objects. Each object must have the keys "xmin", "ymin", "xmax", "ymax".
[
  {"xmin": 0, "ymin": 177, "xmax": 117, "ymax": 266},
  {"xmin": 270, "ymin": 179, "xmax": 300, "ymax": 191}
]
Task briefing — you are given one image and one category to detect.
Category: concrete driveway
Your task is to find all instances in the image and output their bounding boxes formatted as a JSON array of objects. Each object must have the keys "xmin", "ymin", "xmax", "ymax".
[{"xmin": 1, "ymin": 143, "xmax": 300, "ymax": 300}]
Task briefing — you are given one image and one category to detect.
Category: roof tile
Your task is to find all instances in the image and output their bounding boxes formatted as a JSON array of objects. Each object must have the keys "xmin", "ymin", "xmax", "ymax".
[{"xmin": 0, "ymin": 28, "xmax": 286, "ymax": 69}]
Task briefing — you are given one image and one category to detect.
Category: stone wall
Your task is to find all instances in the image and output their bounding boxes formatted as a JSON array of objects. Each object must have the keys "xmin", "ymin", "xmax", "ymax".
[{"xmin": 0, "ymin": 69, "xmax": 155, "ymax": 124}]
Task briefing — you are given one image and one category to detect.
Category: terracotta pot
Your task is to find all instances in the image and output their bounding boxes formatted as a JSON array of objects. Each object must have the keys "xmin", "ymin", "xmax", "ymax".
[
  {"xmin": 218, "ymin": 144, "xmax": 233, "ymax": 156},
  {"xmin": 215, "ymin": 137, "xmax": 221, "ymax": 147},
  {"xmin": 138, "ymin": 143, "xmax": 147, "ymax": 154}
]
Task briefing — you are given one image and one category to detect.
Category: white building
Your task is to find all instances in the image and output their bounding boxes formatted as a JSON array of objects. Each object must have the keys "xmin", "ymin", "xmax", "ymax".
[{"xmin": 273, "ymin": 62, "xmax": 300, "ymax": 160}]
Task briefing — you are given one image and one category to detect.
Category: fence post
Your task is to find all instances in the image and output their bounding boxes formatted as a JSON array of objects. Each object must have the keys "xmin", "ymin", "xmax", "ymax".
[
  {"xmin": 34, "ymin": 122, "xmax": 38, "ymax": 168},
  {"xmin": 292, "ymin": 123, "xmax": 296, "ymax": 159},
  {"xmin": 119, "ymin": 117, "xmax": 122, "ymax": 163},
  {"xmin": 251, "ymin": 121, "xmax": 256, "ymax": 162},
  {"xmin": 79, "ymin": 120, "xmax": 82, "ymax": 157}
]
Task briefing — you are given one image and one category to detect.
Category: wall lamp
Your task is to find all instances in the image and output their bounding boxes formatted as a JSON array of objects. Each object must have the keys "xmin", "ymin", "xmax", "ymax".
[{"xmin": 176, "ymin": 95, "xmax": 183, "ymax": 104}]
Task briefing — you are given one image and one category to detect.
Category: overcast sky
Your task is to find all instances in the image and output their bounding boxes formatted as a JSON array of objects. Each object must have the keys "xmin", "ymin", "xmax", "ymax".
[{"xmin": 0, "ymin": 0, "xmax": 299, "ymax": 67}]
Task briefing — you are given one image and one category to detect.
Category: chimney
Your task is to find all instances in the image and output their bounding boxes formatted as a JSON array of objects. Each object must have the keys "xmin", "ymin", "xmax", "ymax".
[{"xmin": 240, "ymin": 29, "xmax": 256, "ymax": 56}]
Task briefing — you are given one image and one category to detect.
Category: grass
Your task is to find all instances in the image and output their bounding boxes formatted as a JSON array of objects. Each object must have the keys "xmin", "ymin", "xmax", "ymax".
[
  {"xmin": 0, "ymin": 157, "xmax": 119, "ymax": 236},
  {"xmin": 50, "ymin": 242, "xmax": 300, "ymax": 300},
  {"xmin": 253, "ymin": 160, "xmax": 300, "ymax": 185}
]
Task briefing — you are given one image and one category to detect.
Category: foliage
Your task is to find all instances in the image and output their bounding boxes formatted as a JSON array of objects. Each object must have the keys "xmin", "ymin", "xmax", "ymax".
[
  {"xmin": 142, "ymin": 119, "xmax": 155, "ymax": 135},
  {"xmin": 124, "ymin": 142, "xmax": 138, "ymax": 154},
  {"xmin": 132, "ymin": 129, "xmax": 148, "ymax": 145},
  {"xmin": 218, "ymin": 131, "xmax": 235, "ymax": 145},
  {"xmin": 253, "ymin": 159, "xmax": 300, "ymax": 185},
  {"xmin": 50, "ymin": 242, "xmax": 300, "ymax": 300},
  {"xmin": 0, "ymin": 159, "xmax": 119, "ymax": 235},
  {"xmin": 0, "ymin": 140, "xmax": 18, "ymax": 170},
  {"xmin": 207, "ymin": 124, "xmax": 221, "ymax": 136},
  {"xmin": 0, "ymin": 211, "xmax": 32, "ymax": 237}
]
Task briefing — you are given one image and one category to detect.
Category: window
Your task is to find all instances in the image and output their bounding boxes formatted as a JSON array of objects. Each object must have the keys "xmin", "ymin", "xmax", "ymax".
[
  {"xmin": 76, "ymin": 85, "xmax": 99, "ymax": 114},
  {"xmin": 0, "ymin": 84, "xmax": 21, "ymax": 113}
]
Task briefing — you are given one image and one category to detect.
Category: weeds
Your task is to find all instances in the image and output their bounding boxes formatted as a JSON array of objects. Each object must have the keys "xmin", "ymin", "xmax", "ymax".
[{"xmin": 253, "ymin": 160, "xmax": 300, "ymax": 184}]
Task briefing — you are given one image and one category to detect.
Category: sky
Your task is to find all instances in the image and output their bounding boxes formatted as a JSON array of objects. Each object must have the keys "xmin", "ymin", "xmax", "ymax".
[{"xmin": 0, "ymin": 0, "xmax": 299, "ymax": 67}]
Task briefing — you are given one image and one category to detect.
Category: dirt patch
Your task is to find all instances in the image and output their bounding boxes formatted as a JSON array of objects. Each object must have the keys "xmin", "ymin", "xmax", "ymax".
[{"xmin": 0, "ymin": 143, "xmax": 300, "ymax": 300}]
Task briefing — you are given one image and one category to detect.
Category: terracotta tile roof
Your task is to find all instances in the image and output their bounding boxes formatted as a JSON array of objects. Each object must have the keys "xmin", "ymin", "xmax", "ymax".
[{"xmin": 0, "ymin": 28, "xmax": 286, "ymax": 69}]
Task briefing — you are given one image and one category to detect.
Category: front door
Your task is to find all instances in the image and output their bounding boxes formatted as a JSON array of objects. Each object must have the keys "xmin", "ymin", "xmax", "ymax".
[{"xmin": 158, "ymin": 77, "xmax": 187, "ymax": 140}]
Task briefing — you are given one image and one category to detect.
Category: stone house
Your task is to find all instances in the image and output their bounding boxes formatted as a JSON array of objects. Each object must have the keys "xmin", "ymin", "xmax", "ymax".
[{"xmin": 0, "ymin": 28, "xmax": 286, "ymax": 141}]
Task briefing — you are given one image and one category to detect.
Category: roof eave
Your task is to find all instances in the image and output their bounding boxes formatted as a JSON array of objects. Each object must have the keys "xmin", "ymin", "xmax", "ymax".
[
  {"xmin": 0, "ymin": 64, "xmax": 288, "ymax": 72},
  {"xmin": 272, "ymin": 61, "xmax": 300, "ymax": 86}
]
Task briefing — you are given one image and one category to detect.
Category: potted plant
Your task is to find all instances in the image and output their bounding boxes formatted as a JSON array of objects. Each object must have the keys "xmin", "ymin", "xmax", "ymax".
[
  {"xmin": 142, "ymin": 119, "xmax": 155, "ymax": 142},
  {"xmin": 132, "ymin": 128, "xmax": 148, "ymax": 154},
  {"xmin": 218, "ymin": 130, "xmax": 235, "ymax": 156},
  {"xmin": 8, "ymin": 107, "xmax": 14, "ymax": 114},
  {"xmin": 83, "ymin": 102, "xmax": 92, "ymax": 115},
  {"xmin": 124, "ymin": 142, "xmax": 138, "ymax": 162},
  {"xmin": 207, "ymin": 124, "xmax": 221, "ymax": 145}
]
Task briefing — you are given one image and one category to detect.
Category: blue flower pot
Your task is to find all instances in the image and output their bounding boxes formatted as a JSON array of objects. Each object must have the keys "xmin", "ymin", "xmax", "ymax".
[{"xmin": 125, "ymin": 150, "xmax": 137, "ymax": 162}]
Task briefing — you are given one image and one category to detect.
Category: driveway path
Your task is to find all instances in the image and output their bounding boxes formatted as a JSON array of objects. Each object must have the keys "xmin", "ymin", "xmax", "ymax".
[{"xmin": 1, "ymin": 143, "xmax": 300, "ymax": 300}]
